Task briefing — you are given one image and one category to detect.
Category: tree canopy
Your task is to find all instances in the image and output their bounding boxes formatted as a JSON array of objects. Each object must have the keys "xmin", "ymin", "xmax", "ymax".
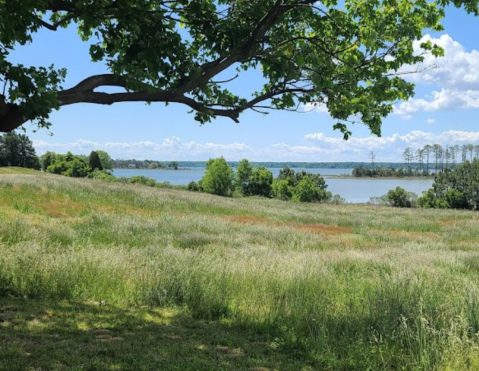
[
  {"xmin": 0, "ymin": 0, "xmax": 477, "ymax": 136},
  {"xmin": 0, "ymin": 132, "xmax": 40, "ymax": 169}
]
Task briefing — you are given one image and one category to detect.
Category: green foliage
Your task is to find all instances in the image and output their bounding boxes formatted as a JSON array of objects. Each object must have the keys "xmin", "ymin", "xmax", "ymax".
[
  {"xmin": 88, "ymin": 151, "xmax": 103, "ymax": 171},
  {"xmin": 45, "ymin": 151, "xmax": 89, "ymax": 178},
  {"xmin": 274, "ymin": 167, "xmax": 331, "ymax": 203},
  {"xmin": 168, "ymin": 161, "xmax": 179, "ymax": 170},
  {"xmin": 386, "ymin": 187, "xmax": 417, "ymax": 208},
  {"xmin": 418, "ymin": 160, "xmax": 479, "ymax": 210},
  {"xmin": 128, "ymin": 175, "xmax": 157, "ymax": 187},
  {"xmin": 292, "ymin": 176, "xmax": 331, "ymax": 203},
  {"xmin": 87, "ymin": 169, "xmax": 117, "ymax": 182},
  {"xmin": 40, "ymin": 151, "xmax": 56, "ymax": 170},
  {"xmin": 188, "ymin": 181, "xmax": 201, "ymax": 192},
  {"xmin": 235, "ymin": 159, "xmax": 253, "ymax": 195},
  {"xmin": 248, "ymin": 166, "xmax": 273, "ymax": 197},
  {"xmin": 277, "ymin": 166, "xmax": 297, "ymax": 187},
  {"xmin": 96, "ymin": 150, "xmax": 113, "ymax": 170},
  {"xmin": 0, "ymin": 132, "xmax": 40, "ymax": 169},
  {"xmin": 1, "ymin": 1, "xmax": 477, "ymax": 133},
  {"xmin": 201, "ymin": 157, "xmax": 234, "ymax": 196},
  {"xmin": 272, "ymin": 179, "xmax": 293, "ymax": 201}
]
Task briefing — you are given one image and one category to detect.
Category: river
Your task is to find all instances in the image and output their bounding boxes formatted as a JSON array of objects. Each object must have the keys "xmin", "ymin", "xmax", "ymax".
[{"xmin": 112, "ymin": 168, "xmax": 433, "ymax": 204}]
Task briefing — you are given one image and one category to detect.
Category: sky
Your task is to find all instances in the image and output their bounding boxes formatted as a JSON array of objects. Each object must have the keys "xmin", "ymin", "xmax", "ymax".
[{"xmin": 9, "ymin": 5, "xmax": 479, "ymax": 162}]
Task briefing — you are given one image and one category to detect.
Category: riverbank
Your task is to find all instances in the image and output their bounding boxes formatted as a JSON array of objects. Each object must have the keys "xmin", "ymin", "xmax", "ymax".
[{"xmin": 1, "ymin": 168, "xmax": 479, "ymax": 370}]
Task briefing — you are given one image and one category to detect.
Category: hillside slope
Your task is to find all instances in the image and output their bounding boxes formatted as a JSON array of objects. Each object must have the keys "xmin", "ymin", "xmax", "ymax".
[{"xmin": 1, "ymin": 171, "xmax": 479, "ymax": 370}]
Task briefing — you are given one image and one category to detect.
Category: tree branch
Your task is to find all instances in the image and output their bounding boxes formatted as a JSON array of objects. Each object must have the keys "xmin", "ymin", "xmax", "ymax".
[{"xmin": 46, "ymin": 0, "xmax": 75, "ymax": 12}]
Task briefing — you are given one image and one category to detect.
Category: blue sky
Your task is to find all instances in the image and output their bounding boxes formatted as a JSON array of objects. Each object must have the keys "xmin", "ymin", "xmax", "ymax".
[{"xmin": 10, "ymin": 5, "xmax": 479, "ymax": 162}]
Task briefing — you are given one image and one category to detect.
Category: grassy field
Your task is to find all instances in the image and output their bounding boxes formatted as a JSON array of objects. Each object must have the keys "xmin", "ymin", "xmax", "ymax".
[{"xmin": 1, "ymin": 168, "xmax": 479, "ymax": 370}]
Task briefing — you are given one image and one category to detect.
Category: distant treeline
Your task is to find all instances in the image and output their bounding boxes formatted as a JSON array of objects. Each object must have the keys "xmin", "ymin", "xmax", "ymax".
[
  {"xmin": 113, "ymin": 160, "xmax": 410, "ymax": 169},
  {"xmin": 113, "ymin": 159, "xmax": 179, "ymax": 169},
  {"xmin": 356, "ymin": 143, "xmax": 479, "ymax": 178}
]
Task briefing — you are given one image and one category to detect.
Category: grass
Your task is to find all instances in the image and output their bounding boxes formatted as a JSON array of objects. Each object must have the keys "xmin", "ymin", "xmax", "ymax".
[{"xmin": 2, "ymin": 168, "xmax": 479, "ymax": 370}]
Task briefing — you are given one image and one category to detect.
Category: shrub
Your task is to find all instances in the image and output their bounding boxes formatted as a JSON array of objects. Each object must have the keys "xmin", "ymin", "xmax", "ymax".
[
  {"xmin": 88, "ymin": 151, "xmax": 103, "ymax": 171},
  {"xmin": 292, "ymin": 176, "xmax": 331, "ymax": 203},
  {"xmin": 201, "ymin": 157, "xmax": 234, "ymax": 196},
  {"xmin": 418, "ymin": 160, "xmax": 479, "ymax": 210},
  {"xmin": 235, "ymin": 159, "xmax": 253, "ymax": 195},
  {"xmin": 129, "ymin": 175, "xmax": 157, "ymax": 187},
  {"xmin": 248, "ymin": 166, "xmax": 273, "ymax": 197},
  {"xmin": 386, "ymin": 186, "xmax": 417, "ymax": 208},
  {"xmin": 188, "ymin": 181, "xmax": 201, "ymax": 192},
  {"xmin": 272, "ymin": 179, "xmax": 293, "ymax": 201}
]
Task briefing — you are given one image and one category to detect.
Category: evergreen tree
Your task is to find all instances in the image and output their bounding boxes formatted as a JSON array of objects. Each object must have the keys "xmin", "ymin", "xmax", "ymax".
[{"xmin": 89, "ymin": 151, "xmax": 103, "ymax": 171}]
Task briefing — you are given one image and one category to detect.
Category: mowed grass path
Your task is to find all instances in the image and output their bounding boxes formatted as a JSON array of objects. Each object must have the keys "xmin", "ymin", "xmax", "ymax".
[{"xmin": 1, "ymin": 168, "xmax": 479, "ymax": 370}]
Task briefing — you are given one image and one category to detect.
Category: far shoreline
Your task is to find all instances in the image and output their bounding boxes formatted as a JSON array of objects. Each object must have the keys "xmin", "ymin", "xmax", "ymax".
[{"xmin": 324, "ymin": 175, "xmax": 434, "ymax": 180}]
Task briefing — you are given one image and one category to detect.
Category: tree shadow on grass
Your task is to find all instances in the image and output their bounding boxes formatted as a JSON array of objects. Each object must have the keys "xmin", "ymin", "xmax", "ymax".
[{"xmin": 0, "ymin": 298, "xmax": 311, "ymax": 371}]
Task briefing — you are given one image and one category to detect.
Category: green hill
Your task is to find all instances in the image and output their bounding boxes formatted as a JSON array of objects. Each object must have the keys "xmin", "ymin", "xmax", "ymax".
[{"xmin": 1, "ymin": 170, "xmax": 479, "ymax": 370}]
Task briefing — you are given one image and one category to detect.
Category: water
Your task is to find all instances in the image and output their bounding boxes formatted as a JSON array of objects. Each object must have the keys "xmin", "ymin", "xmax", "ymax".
[{"xmin": 112, "ymin": 168, "xmax": 433, "ymax": 204}]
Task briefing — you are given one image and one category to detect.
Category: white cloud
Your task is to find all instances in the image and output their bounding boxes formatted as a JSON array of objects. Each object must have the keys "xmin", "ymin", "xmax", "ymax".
[
  {"xmin": 33, "ymin": 131, "xmax": 479, "ymax": 163},
  {"xmin": 426, "ymin": 118, "xmax": 435, "ymax": 124},
  {"xmin": 402, "ymin": 34, "xmax": 479, "ymax": 90},
  {"xmin": 395, "ymin": 34, "xmax": 479, "ymax": 116},
  {"xmin": 304, "ymin": 130, "xmax": 479, "ymax": 161},
  {"xmin": 33, "ymin": 137, "xmax": 251, "ymax": 160}
]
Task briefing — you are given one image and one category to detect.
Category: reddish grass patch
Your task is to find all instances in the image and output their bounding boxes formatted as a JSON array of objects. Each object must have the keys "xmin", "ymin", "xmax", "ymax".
[
  {"xmin": 372, "ymin": 229, "xmax": 440, "ymax": 239},
  {"xmin": 225, "ymin": 215, "xmax": 270, "ymax": 224},
  {"xmin": 292, "ymin": 223, "xmax": 353, "ymax": 235},
  {"xmin": 223, "ymin": 215, "xmax": 353, "ymax": 235}
]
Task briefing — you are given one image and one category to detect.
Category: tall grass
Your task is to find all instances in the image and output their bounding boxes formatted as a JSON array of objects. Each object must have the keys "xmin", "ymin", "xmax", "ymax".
[{"xmin": 2, "ymin": 171, "xmax": 479, "ymax": 369}]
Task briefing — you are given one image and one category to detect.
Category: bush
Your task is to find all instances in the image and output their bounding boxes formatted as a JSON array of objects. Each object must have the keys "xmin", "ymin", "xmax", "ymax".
[
  {"xmin": 272, "ymin": 179, "xmax": 293, "ymax": 201},
  {"xmin": 188, "ymin": 181, "xmax": 201, "ymax": 192},
  {"xmin": 87, "ymin": 169, "xmax": 116, "ymax": 182},
  {"xmin": 292, "ymin": 176, "xmax": 331, "ymax": 203},
  {"xmin": 418, "ymin": 160, "xmax": 479, "ymax": 210},
  {"xmin": 129, "ymin": 175, "xmax": 157, "ymax": 187},
  {"xmin": 235, "ymin": 159, "xmax": 253, "ymax": 195},
  {"xmin": 329, "ymin": 194, "xmax": 346, "ymax": 205},
  {"xmin": 248, "ymin": 166, "xmax": 273, "ymax": 197},
  {"xmin": 386, "ymin": 186, "xmax": 417, "ymax": 208},
  {"xmin": 201, "ymin": 157, "xmax": 234, "ymax": 196}
]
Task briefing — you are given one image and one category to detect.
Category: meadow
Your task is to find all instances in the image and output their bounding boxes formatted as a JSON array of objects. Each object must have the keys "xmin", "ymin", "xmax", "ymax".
[{"xmin": 1, "ymin": 168, "xmax": 479, "ymax": 370}]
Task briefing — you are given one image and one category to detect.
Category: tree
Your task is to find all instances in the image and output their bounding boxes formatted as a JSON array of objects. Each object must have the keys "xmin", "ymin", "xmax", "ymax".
[
  {"xmin": 432, "ymin": 144, "xmax": 443, "ymax": 173},
  {"xmin": 423, "ymin": 145, "xmax": 432, "ymax": 175},
  {"xmin": 386, "ymin": 187, "xmax": 417, "ymax": 208},
  {"xmin": 0, "ymin": 1, "xmax": 476, "ymax": 136},
  {"xmin": 168, "ymin": 161, "xmax": 179, "ymax": 170},
  {"xmin": 96, "ymin": 150, "xmax": 113, "ymax": 170},
  {"xmin": 369, "ymin": 152, "xmax": 377, "ymax": 174},
  {"xmin": 292, "ymin": 176, "xmax": 331, "ymax": 203},
  {"xmin": 45, "ymin": 151, "xmax": 89, "ymax": 177},
  {"xmin": 248, "ymin": 166, "xmax": 273, "ymax": 197},
  {"xmin": 418, "ymin": 159, "xmax": 479, "ymax": 210},
  {"xmin": 416, "ymin": 148, "xmax": 424, "ymax": 174},
  {"xmin": 89, "ymin": 151, "xmax": 103, "ymax": 171},
  {"xmin": 235, "ymin": 159, "xmax": 253, "ymax": 195},
  {"xmin": 0, "ymin": 132, "xmax": 40, "ymax": 169},
  {"xmin": 200, "ymin": 157, "xmax": 234, "ymax": 196},
  {"xmin": 277, "ymin": 166, "xmax": 296, "ymax": 187},
  {"xmin": 402, "ymin": 147, "xmax": 413, "ymax": 174},
  {"xmin": 41, "ymin": 151, "xmax": 57, "ymax": 170},
  {"xmin": 272, "ymin": 179, "xmax": 293, "ymax": 201}
]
